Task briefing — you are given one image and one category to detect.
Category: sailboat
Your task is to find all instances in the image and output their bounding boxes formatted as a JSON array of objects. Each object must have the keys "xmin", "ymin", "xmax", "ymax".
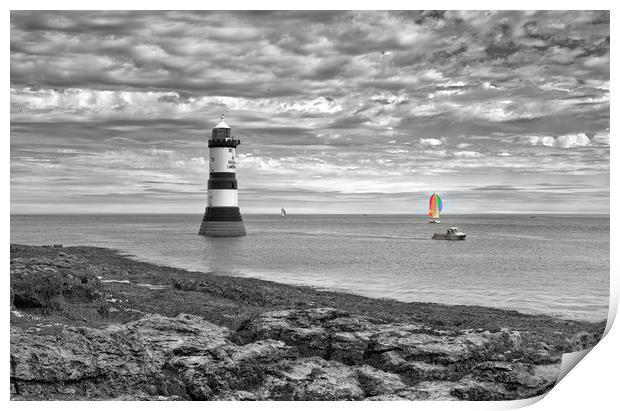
[
  {"xmin": 281, "ymin": 207, "xmax": 287, "ymax": 217},
  {"xmin": 428, "ymin": 193, "xmax": 442, "ymax": 223}
]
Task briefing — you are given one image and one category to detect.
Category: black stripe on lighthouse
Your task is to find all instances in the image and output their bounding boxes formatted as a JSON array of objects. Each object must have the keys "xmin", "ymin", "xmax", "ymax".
[
  {"xmin": 209, "ymin": 172, "xmax": 236, "ymax": 179},
  {"xmin": 208, "ymin": 180, "xmax": 238, "ymax": 189},
  {"xmin": 208, "ymin": 139, "xmax": 240, "ymax": 148},
  {"xmin": 202, "ymin": 207, "xmax": 243, "ymax": 222}
]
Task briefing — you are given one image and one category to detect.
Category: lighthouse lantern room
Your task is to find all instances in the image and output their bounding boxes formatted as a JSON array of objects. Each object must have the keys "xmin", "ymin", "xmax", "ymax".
[{"xmin": 198, "ymin": 115, "xmax": 247, "ymax": 236}]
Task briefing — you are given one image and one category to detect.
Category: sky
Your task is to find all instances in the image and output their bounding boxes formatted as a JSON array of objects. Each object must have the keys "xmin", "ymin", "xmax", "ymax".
[{"xmin": 10, "ymin": 10, "xmax": 610, "ymax": 214}]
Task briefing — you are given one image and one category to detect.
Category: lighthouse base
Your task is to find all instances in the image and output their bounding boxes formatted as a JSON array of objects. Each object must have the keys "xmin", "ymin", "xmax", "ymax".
[{"xmin": 198, "ymin": 206, "xmax": 246, "ymax": 237}]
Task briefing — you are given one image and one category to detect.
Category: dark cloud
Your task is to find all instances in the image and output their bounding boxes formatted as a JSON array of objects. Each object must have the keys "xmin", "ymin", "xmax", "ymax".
[{"xmin": 485, "ymin": 41, "xmax": 522, "ymax": 59}]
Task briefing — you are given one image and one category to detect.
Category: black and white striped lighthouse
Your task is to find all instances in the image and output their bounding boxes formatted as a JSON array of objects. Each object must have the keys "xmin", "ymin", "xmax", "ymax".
[{"xmin": 198, "ymin": 116, "xmax": 247, "ymax": 237}]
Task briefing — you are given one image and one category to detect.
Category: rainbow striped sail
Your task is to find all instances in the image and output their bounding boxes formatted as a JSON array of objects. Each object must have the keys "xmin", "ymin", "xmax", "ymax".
[{"xmin": 428, "ymin": 193, "xmax": 442, "ymax": 220}]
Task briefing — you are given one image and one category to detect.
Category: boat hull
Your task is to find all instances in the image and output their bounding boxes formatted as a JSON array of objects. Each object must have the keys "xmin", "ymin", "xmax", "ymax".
[{"xmin": 432, "ymin": 234, "xmax": 466, "ymax": 240}]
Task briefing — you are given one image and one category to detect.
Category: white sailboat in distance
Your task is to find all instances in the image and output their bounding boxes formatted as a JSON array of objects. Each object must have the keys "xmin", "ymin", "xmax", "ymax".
[{"xmin": 281, "ymin": 207, "xmax": 287, "ymax": 217}]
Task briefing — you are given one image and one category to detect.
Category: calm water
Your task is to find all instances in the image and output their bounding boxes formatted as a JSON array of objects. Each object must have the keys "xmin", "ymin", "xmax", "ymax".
[{"xmin": 10, "ymin": 214, "xmax": 609, "ymax": 321}]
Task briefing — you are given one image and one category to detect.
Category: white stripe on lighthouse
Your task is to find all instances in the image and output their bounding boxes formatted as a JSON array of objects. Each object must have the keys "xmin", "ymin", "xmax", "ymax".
[
  {"xmin": 209, "ymin": 147, "xmax": 237, "ymax": 173},
  {"xmin": 208, "ymin": 189, "xmax": 238, "ymax": 207}
]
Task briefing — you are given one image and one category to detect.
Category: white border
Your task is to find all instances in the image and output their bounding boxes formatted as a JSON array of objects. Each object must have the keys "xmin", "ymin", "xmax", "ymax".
[{"xmin": 5, "ymin": 2, "xmax": 617, "ymax": 410}]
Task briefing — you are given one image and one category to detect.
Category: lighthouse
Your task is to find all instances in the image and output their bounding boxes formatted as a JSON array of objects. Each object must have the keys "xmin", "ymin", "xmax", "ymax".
[{"xmin": 198, "ymin": 116, "xmax": 247, "ymax": 237}]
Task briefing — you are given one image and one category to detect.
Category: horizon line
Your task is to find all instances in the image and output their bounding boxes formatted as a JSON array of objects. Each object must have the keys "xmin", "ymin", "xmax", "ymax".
[{"xmin": 10, "ymin": 212, "xmax": 611, "ymax": 216}]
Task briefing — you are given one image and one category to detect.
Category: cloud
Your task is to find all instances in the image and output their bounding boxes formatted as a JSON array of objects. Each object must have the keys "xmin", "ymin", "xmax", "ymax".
[
  {"xmin": 419, "ymin": 138, "xmax": 444, "ymax": 147},
  {"xmin": 556, "ymin": 133, "xmax": 590, "ymax": 148},
  {"xmin": 527, "ymin": 136, "xmax": 556, "ymax": 147},
  {"xmin": 592, "ymin": 130, "xmax": 609, "ymax": 145},
  {"xmin": 454, "ymin": 151, "xmax": 483, "ymax": 158},
  {"xmin": 525, "ymin": 133, "xmax": 590, "ymax": 148},
  {"xmin": 277, "ymin": 97, "xmax": 343, "ymax": 114},
  {"xmin": 10, "ymin": 10, "xmax": 610, "ymax": 213}
]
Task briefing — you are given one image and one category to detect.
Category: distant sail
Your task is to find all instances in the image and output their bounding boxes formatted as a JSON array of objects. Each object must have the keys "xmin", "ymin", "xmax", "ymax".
[
  {"xmin": 428, "ymin": 193, "xmax": 442, "ymax": 221},
  {"xmin": 281, "ymin": 207, "xmax": 286, "ymax": 217}
]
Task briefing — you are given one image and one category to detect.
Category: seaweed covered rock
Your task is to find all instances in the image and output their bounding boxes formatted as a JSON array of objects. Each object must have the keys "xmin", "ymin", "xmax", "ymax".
[{"xmin": 11, "ymin": 255, "xmax": 103, "ymax": 313}]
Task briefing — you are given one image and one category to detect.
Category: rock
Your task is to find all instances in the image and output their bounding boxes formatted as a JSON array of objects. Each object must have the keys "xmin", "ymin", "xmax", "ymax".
[
  {"xmin": 234, "ymin": 308, "xmax": 380, "ymax": 362},
  {"xmin": 10, "ymin": 261, "xmax": 103, "ymax": 313},
  {"xmin": 13, "ymin": 312, "xmax": 403, "ymax": 401},
  {"xmin": 10, "ymin": 308, "xmax": 567, "ymax": 401},
  {"xmin": 563, "ymin": 331, "xmax": 601, "ymax": 352},
  {"xmin": 11, "ymin": 314, "xmax": 233, "ymax": 399},
  {"xmin": 212, "ymin": 391, "xmax": 257, "ymax": 401},
  {"xmin": 233, "ymin": 308, "xmax": 560, "ymax": 399},
  {"xmin": 167, "ymin": 339, "xmax": 296, "ymax": 400},
  {"xmin": 472, "ymin": 361, "xmax": 544, "ymax": 388},
  {"xmin": 255, "ymin": 357, "xmax": 367, "ymax": 400},
  {"xmin": 355, "ymin": 365, "xmax": 407, "ymax": 396},
  {"xmin": 449, "ymin": 378, "xmax": 508, "ymax": 401},
  {"xmin": 171, "ymin": 278, "xmax": 200, "ymax": 291}
]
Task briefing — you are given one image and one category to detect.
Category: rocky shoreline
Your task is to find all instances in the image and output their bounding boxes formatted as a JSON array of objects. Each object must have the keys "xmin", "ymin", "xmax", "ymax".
[{"xmin": 10, "ymin": 244, "xmax": 605, "ymax": 401}]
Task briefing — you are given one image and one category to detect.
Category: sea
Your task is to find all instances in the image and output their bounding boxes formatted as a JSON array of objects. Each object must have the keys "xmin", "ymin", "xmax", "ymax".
[{"xmin": 10, "ymin": 214, "xmax": 609, "ymax": 322}]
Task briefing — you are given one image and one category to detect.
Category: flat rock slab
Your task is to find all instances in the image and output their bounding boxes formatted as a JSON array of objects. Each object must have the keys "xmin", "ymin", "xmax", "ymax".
[{"xmin": 12, "ymin": 308, "xmax": 563, "ymax": 400}]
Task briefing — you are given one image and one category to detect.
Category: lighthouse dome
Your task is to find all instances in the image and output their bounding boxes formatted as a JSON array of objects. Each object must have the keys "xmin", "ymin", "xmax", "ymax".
[
  {"xmin": 214, "ymin": 119, "xmax": 230, "ymax": 129},
  {"xmin": 214, "ymin": 115, "xmax": 231, "ymax": 129}
]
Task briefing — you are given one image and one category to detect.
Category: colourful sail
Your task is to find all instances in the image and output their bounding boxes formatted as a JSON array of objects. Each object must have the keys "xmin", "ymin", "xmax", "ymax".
[
  {"xmin": 428, "ymin": 194, "xmax": 434, "ymax": 216},
  {"xmin": 428, "ymin": 193, "xmax": 442, "ymax": 220}
]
